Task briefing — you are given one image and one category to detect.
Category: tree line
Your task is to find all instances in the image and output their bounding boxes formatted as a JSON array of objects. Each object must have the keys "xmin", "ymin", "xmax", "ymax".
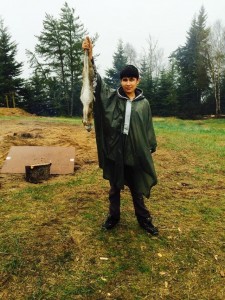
[{"xmin": 0, "ymin": 3, "xmax": 225, "ymax": 117}]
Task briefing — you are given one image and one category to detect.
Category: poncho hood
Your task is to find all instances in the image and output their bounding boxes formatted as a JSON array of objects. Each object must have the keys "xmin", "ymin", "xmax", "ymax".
[{"xmin": 117, "ymin": 86, "xmax": 145, "ymax": 101}]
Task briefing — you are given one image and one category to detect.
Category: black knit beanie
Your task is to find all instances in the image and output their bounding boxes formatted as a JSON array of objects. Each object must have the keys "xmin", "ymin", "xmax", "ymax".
[{"xmin": 120, "ymin": 65, "xmax": 139, "ymax": 79}]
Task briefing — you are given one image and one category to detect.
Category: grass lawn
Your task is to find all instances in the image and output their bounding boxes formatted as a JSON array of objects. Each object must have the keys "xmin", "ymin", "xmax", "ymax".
[{"xmin": 0, "ymin": 116, "xmax": 224, "ymax": 299}]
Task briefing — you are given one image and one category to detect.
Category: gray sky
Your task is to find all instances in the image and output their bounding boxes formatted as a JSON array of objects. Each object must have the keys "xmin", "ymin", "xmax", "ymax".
[{"xmin": 1, "ymin": 0, "xmax": 225, "ymax": 77}]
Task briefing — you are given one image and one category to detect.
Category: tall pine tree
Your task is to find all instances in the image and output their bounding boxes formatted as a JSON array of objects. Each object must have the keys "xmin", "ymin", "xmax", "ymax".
[
  {"xmin": 104, "ymin": 39, "xmax": 128, "ymax": 89},
  {"xmin": 27, "ymin": 2, "xmax": 87, "ymax": 116},
  {"xmin": 172, "ymin": 6, "xmax": 210, "ymax": 116},
  {"xmin": 138, "ymin": 54, "xmax": 155, "ymax": 102},
  {"xmin": 0, "ymin": 18, "xmax": 23, "ymax": 108},
  {"xmin": 60, "ymin": 2, "xmax": 86, "ymax": 116}
]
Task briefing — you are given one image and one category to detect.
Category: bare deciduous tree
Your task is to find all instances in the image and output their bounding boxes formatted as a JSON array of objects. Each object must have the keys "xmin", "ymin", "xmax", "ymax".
[
  {"xmin": 207, "ymin": 20, "xmax": 225, "ymax": 115},
  {"xmin": 144, "ymin": 35, "xmax": 165, "ymax": 78},
  {"xmin": 124, "ymin": 42, "xmax": 137, "ymax": 65}
]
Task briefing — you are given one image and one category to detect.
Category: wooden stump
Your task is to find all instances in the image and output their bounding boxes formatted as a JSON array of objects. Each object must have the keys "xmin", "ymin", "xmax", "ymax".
[{"xmin": 25, "ymin": 163, "xmax": 51, "ymax": 183}]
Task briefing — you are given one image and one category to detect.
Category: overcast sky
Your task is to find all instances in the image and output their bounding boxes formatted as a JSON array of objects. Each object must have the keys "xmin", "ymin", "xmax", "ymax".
[{"xmin": 1, "ymin": 0, "xmax": 225, "ymax": 77}]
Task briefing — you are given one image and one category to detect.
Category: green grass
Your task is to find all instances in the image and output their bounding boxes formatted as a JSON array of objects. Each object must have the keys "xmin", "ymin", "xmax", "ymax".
[
  {"xmin": 0, "ymin": 114, "xmax": 81, "ymax": 125},
  {"xmin": 0, "ymin": 117, "xmax": 225, "ymax": 299}
]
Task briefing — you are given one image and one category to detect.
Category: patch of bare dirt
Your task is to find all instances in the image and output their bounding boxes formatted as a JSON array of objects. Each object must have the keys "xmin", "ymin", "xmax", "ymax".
[
  {"xmin": 0, "ymin": 111, "xmax": 98, "ymax": 190},
  {"xmin": 0, "ymin": 108, "xmax": 33, "ymax": 116}
]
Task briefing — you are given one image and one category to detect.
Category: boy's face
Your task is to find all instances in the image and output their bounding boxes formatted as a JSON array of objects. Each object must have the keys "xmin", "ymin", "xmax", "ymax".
[{"xmin": 120, "ymin": 77, "xmax": 140, "ymax": 97}]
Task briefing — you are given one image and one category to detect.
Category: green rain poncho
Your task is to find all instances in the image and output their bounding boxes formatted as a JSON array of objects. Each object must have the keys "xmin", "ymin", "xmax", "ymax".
[{"xmin": 93, "ymin": 74, "xmax": 157, "ymax": 198}]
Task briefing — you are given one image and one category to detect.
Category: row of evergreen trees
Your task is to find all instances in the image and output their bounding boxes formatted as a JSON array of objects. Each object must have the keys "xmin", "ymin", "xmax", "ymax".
[{"xmin": 0, "ymin": 3, "xmax": 225, "ymax": 117}]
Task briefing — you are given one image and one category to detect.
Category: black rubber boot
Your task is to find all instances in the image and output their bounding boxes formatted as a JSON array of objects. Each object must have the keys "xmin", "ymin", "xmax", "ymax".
[
  {"xmin": 138, "ymin": 217, "xmax": 159, "ymax": 236},
  {"xmin": 102, "ymin": 215, "xmax": 120, "ymax": 230}
]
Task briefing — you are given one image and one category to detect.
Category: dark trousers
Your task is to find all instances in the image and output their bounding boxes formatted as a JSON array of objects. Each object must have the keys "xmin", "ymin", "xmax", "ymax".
[
  {"xmin": 108, "ymin": 167, "xmax": 151, "ymax": 221},
  {"xmin": 109, "ymin": 185, "xmax": 150, "ymax": 220}
]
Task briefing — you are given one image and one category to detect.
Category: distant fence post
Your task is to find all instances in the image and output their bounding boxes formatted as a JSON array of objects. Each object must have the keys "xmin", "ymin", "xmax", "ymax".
[
  {"xmin": 5, "ymin": 95, "xmax": 9, "ymax": 108},
  {"xmin": 12, "ymin": 92, "xmax": 16, "ymax": 108},
  {"xmin": 4, "ymin": 93, "xmax": 16, "ymax": 108}
]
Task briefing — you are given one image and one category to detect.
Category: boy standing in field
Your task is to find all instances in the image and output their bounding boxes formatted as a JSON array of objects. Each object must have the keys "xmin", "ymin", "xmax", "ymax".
[{"xmin": 82, "ymin": 37, "xmax": 158, "ymax": 236}]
